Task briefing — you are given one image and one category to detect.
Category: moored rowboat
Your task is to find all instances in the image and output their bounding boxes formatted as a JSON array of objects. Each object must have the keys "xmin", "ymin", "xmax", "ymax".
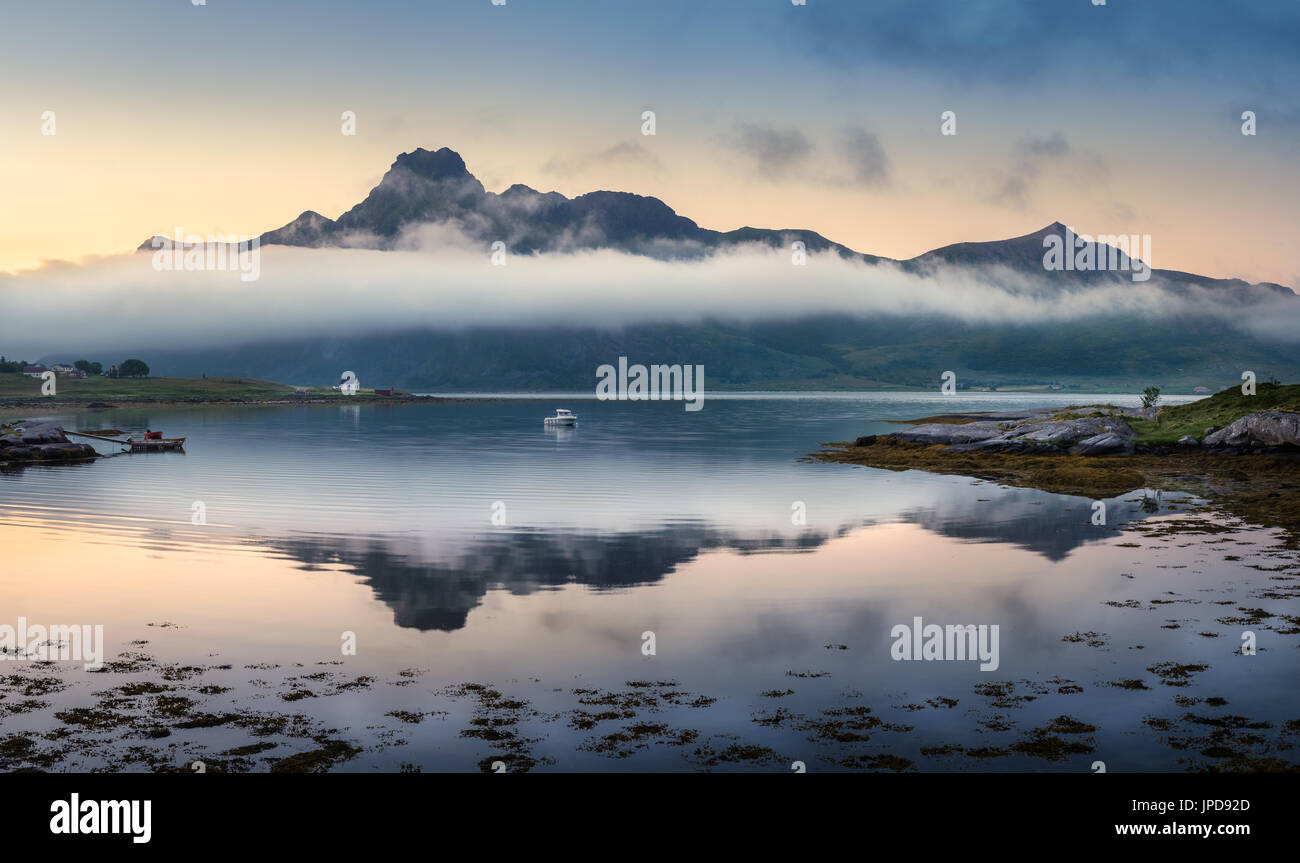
[
  {"xmin": 67, "ymin": 430, "xmax": 187, "ymax": 453},
  {"xmin": 128, "ymin": 437, "xmax": 185, "ymax": 452}
]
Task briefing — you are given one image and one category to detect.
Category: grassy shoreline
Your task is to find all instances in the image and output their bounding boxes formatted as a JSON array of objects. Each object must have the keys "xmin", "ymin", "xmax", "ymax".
[
  {"xmin": 0, "ymin": 372, "xmax": 1221, "ymax": 407},
  {"xmin": 0, "ymin": 374, "xmax": 597, "ymax": 415}
]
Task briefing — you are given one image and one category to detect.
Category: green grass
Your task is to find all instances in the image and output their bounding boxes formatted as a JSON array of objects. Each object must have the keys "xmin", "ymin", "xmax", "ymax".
[
  {"xmin": 0, "ymin": 373, "xmax": 404, "ymax": 402},
  {"xmin": 1129, "ymin": 382, "xmax": 1300, "ymax": 444},
  {"xmin": 0, "ymin": 373, "xmax": 295, "ymax": 400}
]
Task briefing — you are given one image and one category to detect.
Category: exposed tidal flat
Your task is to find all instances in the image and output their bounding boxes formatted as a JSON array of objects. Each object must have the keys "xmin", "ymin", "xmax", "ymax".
[{"xmin": 1, "ymin": 393, "xmax": 1298, "ymax": 771}]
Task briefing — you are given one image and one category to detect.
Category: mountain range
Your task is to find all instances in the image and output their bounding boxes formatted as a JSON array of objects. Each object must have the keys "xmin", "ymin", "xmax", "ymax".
[
  {"xmin": 141, "ymin": 147, "xmax": 1290, "ymax": 294},
  {"xmin": 124, "ymin": 147, "xmax": 1295, "ymax": 391},
  {"xmin": 141, "ymin": 147, "xmax": 862, "ymax": 261}
]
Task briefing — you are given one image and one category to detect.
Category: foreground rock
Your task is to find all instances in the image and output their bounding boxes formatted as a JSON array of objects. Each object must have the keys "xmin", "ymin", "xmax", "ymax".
[
  {"xmin": 873, "ymin": 406, "xmax": 1300, "ymax": 458},
  {"xmin": 1069, "ymin": 431, "xmax": 1135, "ymax": 456},
  {"xmin": 1204, "ymin": 411, "xmax": 1300, "ymax": 448},
  {"xmin": 0, "ymin": 422, "xmax": 97, "ymax": 464},
  {"xmin": 896, "ymin": 412, "xmax": 1137, "ymax": 456},
  {"xmin": 893, "ymin": 422, "xmax": 1009, "ymax": 446}
]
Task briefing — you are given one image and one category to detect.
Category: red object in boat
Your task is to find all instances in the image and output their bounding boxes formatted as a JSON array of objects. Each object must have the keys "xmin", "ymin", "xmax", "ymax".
[{"xmin": 144, "ymin": 430, "xmax": 163, "ymax": 440}]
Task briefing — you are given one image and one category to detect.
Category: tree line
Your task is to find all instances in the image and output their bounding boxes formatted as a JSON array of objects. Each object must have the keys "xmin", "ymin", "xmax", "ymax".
[{"xmin": 0, "ymin": 357, "xmax": 150, "ymax": 377}]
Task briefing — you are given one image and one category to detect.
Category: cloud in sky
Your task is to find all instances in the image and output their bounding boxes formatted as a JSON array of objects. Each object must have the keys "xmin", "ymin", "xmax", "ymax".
[
  {"xmin": 990, "ymin": 132, "xmax": 1072, "ymax": 210},
  {"xmin": 542, "ymin": 140, "xmax": 661, "ymax": 178},
  {"xmin": 724, "ymin": 122, "xmax": 893, "ymax": 190},
  {"xmin": 725, "ymin": 122, "xmax": 814, "ymax": 179},
  {"xmin": 1017, "ymin": 133, "xmax": 1070, "ymax": 161},
  {"xmin": 986, "ymin": 132, "xmax": 1124, "ymax": 218},
  {"xmin": 3, "ymin": 226, "xmax": 1294, "ymax": 359},
  {"xmin": 792, "ymin": 0, "xmax": 1300, "ymax": 90},
  {"xmin": 838, "ymin": 126, "xmax": 890, "ymax": 189}
]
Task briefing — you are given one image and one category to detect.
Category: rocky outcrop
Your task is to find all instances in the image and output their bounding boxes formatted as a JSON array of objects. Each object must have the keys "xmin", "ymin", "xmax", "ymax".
[
  {"xmin": 859, "ymin": 406, "xmax": 1299, "ymax": 460},
  {"xmin": 0, "ymin": 422, "xmax": 96, "ymax": 464},
  {"xmin": 1069, "ymin": 432, "xmax": 1136, "ymax": 456},
  {"xmin": 1015, "ymin": 417, "xmax": 1134, "ymax": 445},
  {"xmin": 892, "ymin": 422, "xmax": 1009, "ymax": 446},
  {"xmin": 1203, "ymin": 411, "xmax": 1300, "ymax": 448},
  {"xmin": 871, "ymin": 410, "xmax": 1141, "ymax": 457},
  {"xmin": 906, "ymin": 414, "xmax": 1137, "ymax": 455}
]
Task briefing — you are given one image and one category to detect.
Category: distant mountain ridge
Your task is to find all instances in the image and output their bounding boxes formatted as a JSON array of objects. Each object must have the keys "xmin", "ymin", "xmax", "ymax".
[
  {"xmin": 140, "ymin": 146, "xmax": 860, "ymax": 261},
  {"xmin": 137, "ymin": 146, "xmax": 1292, "ymax": 300},
  {"xmin": 118, "ymin": 147, "xmax": 1299, "ymax": 391}
]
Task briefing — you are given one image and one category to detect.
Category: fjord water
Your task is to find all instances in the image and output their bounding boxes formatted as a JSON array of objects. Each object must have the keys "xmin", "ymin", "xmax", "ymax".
[{"xmin": 3, "ymin": 392, "xmax": 1298, "ymax": 772}]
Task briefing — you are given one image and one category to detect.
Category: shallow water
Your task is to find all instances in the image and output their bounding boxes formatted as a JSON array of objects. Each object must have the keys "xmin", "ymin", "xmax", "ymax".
[{"xmin": 3, "ymin": 392, "xmax": 1298, "ymax": 772}]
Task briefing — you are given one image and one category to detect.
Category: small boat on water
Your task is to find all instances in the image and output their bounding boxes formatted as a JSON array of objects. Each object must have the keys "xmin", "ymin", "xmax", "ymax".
[
  {"xmin": 67, "ymin": 429, "xmax": 186, "ymax": 453},
  {"xmin": 544, "ymin": 408, "xmax": 577, "ymax": 426},
  {"xmin": 126, "ymin": 436, "xmax": 186, "ymax": 453}
]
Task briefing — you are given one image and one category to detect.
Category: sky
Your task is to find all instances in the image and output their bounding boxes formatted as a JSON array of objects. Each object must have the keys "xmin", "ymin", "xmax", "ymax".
[{"xmin": 1, "ymin": 0, "xmax": 1297, "ymax": 285}]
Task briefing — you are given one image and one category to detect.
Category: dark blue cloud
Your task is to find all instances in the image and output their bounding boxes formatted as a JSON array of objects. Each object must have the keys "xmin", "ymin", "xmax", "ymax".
[{"xmin": 792, "ymin": 0, "xmax": 1300, "ymax": 90}]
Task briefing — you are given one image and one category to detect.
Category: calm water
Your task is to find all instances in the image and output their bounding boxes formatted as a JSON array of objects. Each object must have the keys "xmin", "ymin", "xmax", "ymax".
[{"xmin": 3, "ymin": 392, "xmax": 1298, "ymax": 772}]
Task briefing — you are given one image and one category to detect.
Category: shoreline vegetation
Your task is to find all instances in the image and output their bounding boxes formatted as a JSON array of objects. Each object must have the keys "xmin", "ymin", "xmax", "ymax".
[
  {"xmin": 0, "ymin": 372, "xmax": 1222, "ymax": 412},
  {"xmin": 811, "ymin": 383, "xmax": 1300, "ymax": 545},
  {"xmin": 0, "ymin": 374, "xmax": 429, "ymax": 411},
  {"xmin": 0, "ymin": 374, "xmax": 610, "ymax": 413}
]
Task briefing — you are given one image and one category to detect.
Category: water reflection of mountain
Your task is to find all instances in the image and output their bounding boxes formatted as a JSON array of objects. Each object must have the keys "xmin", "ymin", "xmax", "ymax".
[
  {"xmin": 267, "ymin": 527, "xmax": 836, "ymax": 631},
  {"xmin": 263, "ymin": 488, "xmax": 1182, "ymax": 631},
  {"xmin": 899, "ymin": 487, "xmax": 1181, "ymax": 561}
]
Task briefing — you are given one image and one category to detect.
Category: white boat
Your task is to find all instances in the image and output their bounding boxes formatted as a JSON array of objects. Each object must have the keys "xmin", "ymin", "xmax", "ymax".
[{"xmin": 544, "ymin": 408, "xmax": 577, "ymax": 426}]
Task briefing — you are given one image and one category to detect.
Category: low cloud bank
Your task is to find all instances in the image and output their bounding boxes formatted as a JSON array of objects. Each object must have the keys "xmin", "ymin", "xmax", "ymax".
[{"xmin": 0, "ymin": 225, "xmax": 1292, "ymax": 357}]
